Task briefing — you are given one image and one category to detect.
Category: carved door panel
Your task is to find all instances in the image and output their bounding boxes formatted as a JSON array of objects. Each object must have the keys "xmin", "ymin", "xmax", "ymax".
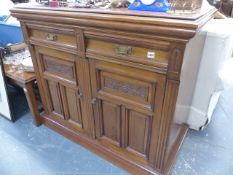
[
  {"xmin": 34, "ymin": 46, "xmax": 86, "ymax": 133},
  {"xmin": 89, "ymin": 58, "xmax": 166, "ymax": 164}
]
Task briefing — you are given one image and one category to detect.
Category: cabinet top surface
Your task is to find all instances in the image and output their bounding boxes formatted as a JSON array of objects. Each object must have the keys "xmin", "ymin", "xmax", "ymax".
[
  {"xmin": 12, "ymin": 3, "xmax": 216, "ymax": 26},
  {"xmin": 11, "ymin": 3, "xmax": 217, "ymax": 41}
]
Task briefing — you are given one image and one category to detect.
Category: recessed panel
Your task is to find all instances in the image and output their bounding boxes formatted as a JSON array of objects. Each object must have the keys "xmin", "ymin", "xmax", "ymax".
[
  {"xmin": 65, "ymin": 87, "xmax": 82, "ymax": 127},
  {"xmin": 102, "ymin": 101, "xmax": 121, "ymax": 145},
  {"xmin": 128, "ymin": 110, "xmax": 151, "ymax": 157},
  {"xmin": 101, "ymin": 71, "xmax": 151, "ymax": 104},
  {"xmin": 43, "ymin": 56, "xmax": 76, "ymax": 81},
  {"xmin": 46, "ymin": 80, "xmax": 63, "ymax": 117}
]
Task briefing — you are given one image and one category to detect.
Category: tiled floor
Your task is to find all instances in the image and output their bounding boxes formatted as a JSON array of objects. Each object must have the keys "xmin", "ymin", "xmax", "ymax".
[{"xmin": 0, "ymin": 86, "xmax": 233, "ymax": 175}]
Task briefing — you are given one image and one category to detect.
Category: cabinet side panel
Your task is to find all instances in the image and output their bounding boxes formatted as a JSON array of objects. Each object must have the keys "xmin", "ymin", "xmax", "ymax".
[{"xmin": 156, "ymin": 80, "xmax": 180, "ymax": 170}]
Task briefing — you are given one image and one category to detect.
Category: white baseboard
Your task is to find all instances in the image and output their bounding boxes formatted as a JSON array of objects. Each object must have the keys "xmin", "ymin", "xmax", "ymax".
[
  {"xmin": 187, "ymin": 91, "xmax": 222, "ymax": 130},
  {"xmin": 175, "ymin": 91, "xmax": 222, "ymax": 131}
]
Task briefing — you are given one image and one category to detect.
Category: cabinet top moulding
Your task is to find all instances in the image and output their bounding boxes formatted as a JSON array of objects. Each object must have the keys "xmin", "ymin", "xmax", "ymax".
[{"xmin": 11, "ymin": 4, "xmax": 217, "ymax": 41}]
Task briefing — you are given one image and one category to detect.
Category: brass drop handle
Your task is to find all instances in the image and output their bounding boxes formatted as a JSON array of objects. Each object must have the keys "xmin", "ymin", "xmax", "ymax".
[
  {"xmin": 77, "ymin": 88, "xmax": 83, "ymax": 99},
  {"xmin": 115, "ymin": 45, "xmax": 132, "ymax": 55},
  {"xmin": 78, "ymin": 92, "xmax": 83, "ymax": 99},
  {"xmin": 91, "ymin": 98, "xmax": 97, "ymax": 105},
  {"xmin": 46, "ymin": 33, "xmax": 57, "ymax": 41}
]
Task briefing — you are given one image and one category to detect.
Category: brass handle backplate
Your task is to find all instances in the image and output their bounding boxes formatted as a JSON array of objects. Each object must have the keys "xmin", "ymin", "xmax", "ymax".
[
  {"xmin": 77, "ymin": 87, "xmax": 83, "ymax": 99},
  {"xmin": 46, "ymin": 33, "xmax": 57, "ymax": 41},
  {"xmin": 115, "ymin": 45, "xmax": 132, "ymax": 55},
  {"xmin": 77, "ymin": 92, "xmax": 83, "ymax": 99},
  {"xmin": 91, "ymin": 98, "xmax": 97, "ymax": 105}
]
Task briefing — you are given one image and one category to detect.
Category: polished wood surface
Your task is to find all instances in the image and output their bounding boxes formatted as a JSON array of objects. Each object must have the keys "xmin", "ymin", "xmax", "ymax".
[
  {"xmin": 4, "ymin": 64, "xmax": 35, "ymax": 84},
  {"xmin": 11, "ymin": 5, "xmax": 216, "ymax": 175},
  {"xmin": 13, "ymin": 3, "xmax": 215, "ymax": 20},
  {"xmin": 4, "ymin": 64, "xmax": 41, "ymax": 126},
  {"xmin": 11, "ymin": 5, "xmax": 217, "ymax": 41}
]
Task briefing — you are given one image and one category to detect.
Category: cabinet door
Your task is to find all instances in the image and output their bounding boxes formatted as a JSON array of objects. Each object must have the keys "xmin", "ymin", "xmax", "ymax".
[
  {"xmin": 89, "ymin": 58, "xmax": 166, "ymax": 164},
  {"xmin": 34, "ymin": 46, "xmax": 89, "ymax": 134}
]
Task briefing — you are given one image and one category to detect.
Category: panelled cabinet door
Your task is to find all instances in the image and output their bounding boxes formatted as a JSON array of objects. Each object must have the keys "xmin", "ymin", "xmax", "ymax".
[
  {"xmin": 34, "ymin": 46, "xmax": 86, "ymax": 133},
  {"xmin": 89, "ymin": 58, "xmax": 166, "ymax": 165}
]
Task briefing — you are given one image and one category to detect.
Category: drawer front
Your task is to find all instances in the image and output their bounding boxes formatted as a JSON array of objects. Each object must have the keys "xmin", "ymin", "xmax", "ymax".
[
  {"xmin": 90, "ymin": 58, "xmax": 166, "ymax": 163},
  {"xmin": 28, "ymin": 24, "xmax": 77, "ymax": 50},
  {"xmin": 86, "ymin": 39, "xmax": 169, "ymax": 71}
]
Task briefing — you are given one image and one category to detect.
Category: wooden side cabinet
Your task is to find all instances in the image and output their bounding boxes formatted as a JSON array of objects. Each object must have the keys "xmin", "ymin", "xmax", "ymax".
[{"xmin": 11, "ymin": 5, "xmax": 217, "ymax": 175}]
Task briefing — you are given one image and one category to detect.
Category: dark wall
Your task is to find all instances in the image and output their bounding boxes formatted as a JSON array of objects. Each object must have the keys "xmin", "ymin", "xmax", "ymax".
[
  {"xmin": 11, "ymin": 0, "xmax": 29, "ymax": 3},
  {"xmin": 207, "ymin": 0, "xmax": 215, "ymax": 5}
]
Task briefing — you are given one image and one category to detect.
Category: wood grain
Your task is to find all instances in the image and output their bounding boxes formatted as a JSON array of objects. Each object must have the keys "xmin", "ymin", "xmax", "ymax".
[{"xmin": 11, "ymin": 5, "xmax": 216, "ymax": 175}]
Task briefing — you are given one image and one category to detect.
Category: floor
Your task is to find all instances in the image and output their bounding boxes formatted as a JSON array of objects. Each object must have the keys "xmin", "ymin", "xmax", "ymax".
[{"xmin": 0, "ymin": 86, "xmax": 233, "ymax": 175}]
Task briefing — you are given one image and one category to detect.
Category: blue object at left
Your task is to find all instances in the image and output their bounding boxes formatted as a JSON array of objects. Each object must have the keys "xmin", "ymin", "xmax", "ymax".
[
  {"xmin": 128, "ymin": 0, "xmax": 170, "ymax": 12},
  {"xmin": 0, "ymin": 15, "xmax": 7, "ymax": 22},
  {"xmin": 0, "ymin": 18, "xmax": 23, "ymax": 47}
]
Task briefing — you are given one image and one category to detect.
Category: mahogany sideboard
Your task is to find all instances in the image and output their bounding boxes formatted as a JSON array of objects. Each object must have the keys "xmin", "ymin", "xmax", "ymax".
[{"xmin": 11, "ymin": 5, "xmax": 217, "ymax": 175}]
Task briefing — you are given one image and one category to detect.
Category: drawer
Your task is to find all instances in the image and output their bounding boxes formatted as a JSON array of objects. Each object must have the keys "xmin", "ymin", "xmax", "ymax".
[
  {"xmin": 86, "ymin": 39, "xmax": 169, "ymax": 70},
  {"xmin": 28, "ymin": 24, "xmax": 77, "ymax": 50}
]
